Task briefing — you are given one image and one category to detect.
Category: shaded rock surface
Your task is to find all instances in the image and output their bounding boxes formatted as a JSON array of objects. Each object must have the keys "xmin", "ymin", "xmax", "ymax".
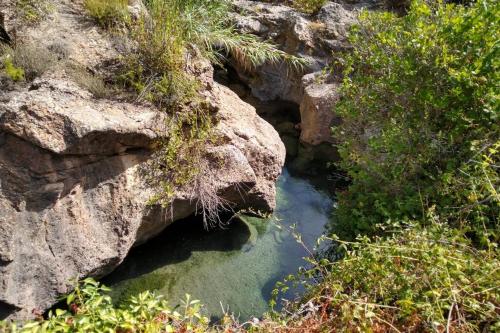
[
  {"xmin": 0, "ymin": 0, "xmax": 285, "ymax": 320},
  {"xmin": 231, "ymin": 0, "xmax": 376, "ymax": 145}
]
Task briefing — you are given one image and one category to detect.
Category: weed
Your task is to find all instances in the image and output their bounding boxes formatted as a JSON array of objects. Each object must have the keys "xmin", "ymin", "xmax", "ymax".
[
  {"xmin": 16, "ymin": 0, "xmax": 51, "ymax": 23},
  {"xmin": 1, "ymin": 56, "xmax": 24, "ymax": 81},
  {"xmin": 84, "ymin": 0, "xmax": 130, "ymax": 28}
]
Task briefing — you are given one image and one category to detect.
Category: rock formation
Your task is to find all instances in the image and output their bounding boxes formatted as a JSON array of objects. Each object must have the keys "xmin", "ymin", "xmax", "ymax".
[
  {"xmin": 0, "ymin": 0, "xmax": 285, "ymax": 319},
  {"xmin": 231, "ymin": 0, "xmax": 376, "ymax": 146}
]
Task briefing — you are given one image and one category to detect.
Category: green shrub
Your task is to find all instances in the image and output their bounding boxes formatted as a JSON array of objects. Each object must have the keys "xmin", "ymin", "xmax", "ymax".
[
  {"xmin": 270, "ymin": 221, "xmax": 500, "ymax": 332},
  {"xmin": 332, "ymin": 0, "xmax": 500, "ymax": 239},
  {"xmin": 290, "ymin": 0, "xmax": 326, "ymax": 14},
  {"xmin": 0, "ymin": 279, "xmax": 210, "ymax": 333},
  {"xmin": 84, "ymin": 0, "xmax": 130, "ymax": 28}
]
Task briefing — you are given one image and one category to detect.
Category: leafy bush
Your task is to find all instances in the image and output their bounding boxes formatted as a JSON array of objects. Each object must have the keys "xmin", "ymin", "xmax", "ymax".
[
  {"xmin": 84, "ymin": 0, "xmax": 130, "ymax": 28},
  {"xmin": 0, "ymin": 279, "xmax": 210, "ymax": 333},
  {"xmin": 332, "ymin": 0, "xmax": 500, "ymax": 239},
  {"xmin": 290, "ymin": 0, "xmax": 327, "ymax": 14},
  {"xmin": 269, "ymin": 221, "xmax": 500, "ymax": 332}
]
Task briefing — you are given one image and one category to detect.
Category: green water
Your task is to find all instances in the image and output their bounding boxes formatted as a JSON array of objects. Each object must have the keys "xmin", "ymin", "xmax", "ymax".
[{"xmin": 103, "ymin": 168, "xmax": 333, "ymax": 321}]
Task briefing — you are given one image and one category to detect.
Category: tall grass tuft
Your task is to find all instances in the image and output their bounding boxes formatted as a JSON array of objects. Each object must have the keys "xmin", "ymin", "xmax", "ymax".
[
  {"xmin": 84, "ymin": 0, "xmax": 130, "ymax": 28},
  {"xmin": 126, "ymin": 0, "xmax": 306, "ymax": 106}
]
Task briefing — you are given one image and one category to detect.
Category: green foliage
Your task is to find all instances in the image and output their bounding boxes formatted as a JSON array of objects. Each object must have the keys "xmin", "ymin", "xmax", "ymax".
[
  {"xmin": 84, "ymin": 0, "xmax": 130, "ymax": 28},
  {"xmin": 332, "ymin": 0, "xmax": 500, "ymax": 238},
  {"xmin": 124, "ymin": 0, "xmax": 306, "ymax": 107},
  {"xmin": 1, "ymin": 226, "xmax": 498, "ymax": 333},
  {"xmin": 0, "ymin": 279, "xmax": 210, "ymax": 333},
  {"xmin": 271, "ymin": 222, "xmax": 500, "ymax": 332},
  {"xmin": 2, "ymin": 56, "xmax": 24, "ymax": 81},
  {"xmin": 290, "ymin": 0, "xmax": 327, "ymax": 14}
]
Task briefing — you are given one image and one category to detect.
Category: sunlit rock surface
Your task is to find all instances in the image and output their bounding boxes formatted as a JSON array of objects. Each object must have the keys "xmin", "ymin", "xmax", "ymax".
[{"xmin": 0, "ymin": 0, "xmax": 284, "ymax": 319}]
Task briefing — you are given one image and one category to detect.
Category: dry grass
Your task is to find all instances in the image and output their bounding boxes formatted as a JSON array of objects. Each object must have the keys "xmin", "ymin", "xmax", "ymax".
[
  {"xmin": 2, "ymin": 42, "xmax": 57, "ymax": 81},
  {"xmin": 188, "ymin": 157, "xmax": 238, "ymax": 229},
  {"xmin": 65, "ymin": 62, "xmax": 111, "ymax": 98},
  {"xmin": 84, "ymin": 0, "xmax": 130, "ymax": 28}
]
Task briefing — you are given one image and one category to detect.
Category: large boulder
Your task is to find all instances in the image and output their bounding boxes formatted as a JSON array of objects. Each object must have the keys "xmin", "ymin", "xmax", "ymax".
[
  {"xmin": 0, "ymin": 73, "xmax": 285, "ymax": 321},
  {"xmin": 0, "ymin": 0, "xmax": 285, "ymax": 320}
]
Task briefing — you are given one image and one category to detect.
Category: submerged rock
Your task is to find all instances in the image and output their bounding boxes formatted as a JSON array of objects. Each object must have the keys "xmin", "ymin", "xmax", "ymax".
[{"xmin": 0, "ymin": 0, "xmax": 285, "ymax": 320}]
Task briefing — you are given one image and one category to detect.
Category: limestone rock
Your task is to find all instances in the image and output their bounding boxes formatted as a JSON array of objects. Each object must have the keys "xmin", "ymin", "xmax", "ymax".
[
  {"xmin": 127, "ymin": 0, "xmax": 149, "ymax": 20},
  {"xmin": 0, "ymin": 0, "xmax": 285, "ymax": 320},
  {"xmin": 0, "ymin": 72, "xmax": 285, "ymax": 320},
  {"xmin": 0, "ymin": 73, "xmax": 163, "ymax": 155},
  {"xmin": 214, "ymin": 84, "xmax": 286, "ymax": 210},
  {"xmin": 230, "ymin": 1, "xmax": 363, "ymax": 146},
  {"xmin": 299, "ymin": 83, "xmax": 341, "ymax": 145},
  {"xmin": 231, "ymin": 0, "xmax": 357, "ymax": 103}
]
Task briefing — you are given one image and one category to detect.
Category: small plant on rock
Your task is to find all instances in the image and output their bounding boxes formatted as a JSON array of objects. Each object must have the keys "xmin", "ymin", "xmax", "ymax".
[
  {"xmin": 0, "ymin": 43, "xmax": 57, "ymax": 81},
  {"xmin": 16, "ymin": 0, "xmax": 52, "ymax": 23},
  {"xmin": 84, "ymin": 0, "xmax": 130, "ymax": 28},
  {"xmin": 291, "ymin": 0, "xmax": 327, "ymax": 14}
]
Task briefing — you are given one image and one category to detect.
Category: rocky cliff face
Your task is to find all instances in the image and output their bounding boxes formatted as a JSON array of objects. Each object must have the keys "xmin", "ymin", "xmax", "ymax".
[
  {"xmin": 0, "ymin": 0, "xmax": 285, "ymax": 319},
  {"xmin": 231, "ymin": 0, "xmax": 376, "ymax": 146}
]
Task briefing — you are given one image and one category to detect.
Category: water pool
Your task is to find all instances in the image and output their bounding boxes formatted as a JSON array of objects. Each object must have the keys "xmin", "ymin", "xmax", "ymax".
[{"xmin": 103, "ymin": 168, "xmax": 333, "ymax": 321}]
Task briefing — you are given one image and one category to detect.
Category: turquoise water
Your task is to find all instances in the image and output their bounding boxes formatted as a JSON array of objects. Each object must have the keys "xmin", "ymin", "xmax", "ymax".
[{"xmin": 103, "ymin": 168, "xmax": 333, "ymax": 321}]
